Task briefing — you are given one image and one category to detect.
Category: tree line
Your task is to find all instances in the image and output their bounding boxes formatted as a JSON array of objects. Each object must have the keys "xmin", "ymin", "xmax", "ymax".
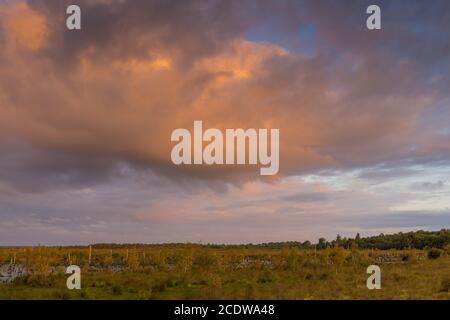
[
  {"xmin": 251, "ymin": 229, "xmax": 450, "ymax": 250},
  {"xmin": 85, "ymin": 229, "xmax": 450, "ymax": 251}
]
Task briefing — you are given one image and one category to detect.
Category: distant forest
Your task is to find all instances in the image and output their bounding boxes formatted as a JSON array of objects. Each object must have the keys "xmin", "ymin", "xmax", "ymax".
[
  {"xmin": 253, "ymin": 229, "xmax": 450, "ymax": 250},
  {"xmin": 90, "ymin": 229, "xmax": 450, "ymax": 250}
]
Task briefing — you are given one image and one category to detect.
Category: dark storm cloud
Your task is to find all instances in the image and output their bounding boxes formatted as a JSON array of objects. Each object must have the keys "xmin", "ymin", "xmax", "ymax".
[
  {"xmin": 27, "ymin": 0, "xmax": 263, "ymax": 67},
  {"xmin": 0, "ymin": 139, "xmax": 122, "ymax": 192}
]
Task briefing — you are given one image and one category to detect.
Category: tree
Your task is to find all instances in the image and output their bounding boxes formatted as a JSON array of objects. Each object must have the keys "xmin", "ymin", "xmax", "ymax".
[
  {"xmin": 335, "ymin": 234, "xmax": 342, "ymax": 247},
  {"xmin": 317, "ymin": 238, "xmax": 328, "ymax": 250}
]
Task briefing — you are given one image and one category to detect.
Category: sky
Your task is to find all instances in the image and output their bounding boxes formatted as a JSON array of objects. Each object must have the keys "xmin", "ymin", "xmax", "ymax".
[{"xmin": 0, "ymin": 0, "xmax": 449, "ymax": 245}]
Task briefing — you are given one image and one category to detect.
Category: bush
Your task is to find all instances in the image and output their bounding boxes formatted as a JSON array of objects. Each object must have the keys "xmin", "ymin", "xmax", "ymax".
[
  {"xmin": 112, "ymin": 284, "xmax": 123, "ymax": 295},
  {"xmin": 53, "ymin": 289, "xmax": 71, "ymax": 300},
  {"xmin": 24, "ymin": 275, "xmax": 55, "ymax": 287},
  {"xmin": 439, "ymin": 278, "xmax": 450, "ymax": 292},
  {"xmin": 401, "ymin": 253, "xmax": 412, "ymax": 261},
  {"xmin": 444, "ymin": 244, "xmax": 450, "ymax": 255},
  {"xmin": 427, "ymin": 248, "xmax": 443, "ymax": 259},
  {"xmin": 151, "ymin": 282, "xmax": 167, "ymax": 293}
]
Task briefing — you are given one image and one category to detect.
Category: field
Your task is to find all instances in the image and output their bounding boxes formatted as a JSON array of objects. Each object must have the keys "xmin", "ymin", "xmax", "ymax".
[{"xmin": 0, "ymin": 245, "xmax": 449, "ymax": 300}]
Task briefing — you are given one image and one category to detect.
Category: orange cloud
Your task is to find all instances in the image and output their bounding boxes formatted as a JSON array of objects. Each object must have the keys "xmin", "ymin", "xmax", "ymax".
[
  {"xmin": 0, "ymin": 0, "xmax": 443, "ymax": 187},
  {"xmin": 1, "ymin": 2, "xmax": 49, "ymax": 51}
]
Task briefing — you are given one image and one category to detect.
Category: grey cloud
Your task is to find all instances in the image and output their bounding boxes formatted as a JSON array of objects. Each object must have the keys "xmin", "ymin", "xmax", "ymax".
[
  {"xmin": 0, "ymin": 138, "xmax": 122, "ymax": 193},
  {"xmin": 283, "ymin": 192, "xmax": 329, "ymax": 202},
  {"xmin": 410, "ymin": 180, "xmax": 446, "ymax": 191},
  {"xmin": 343, "ymin": 211, "xmax": 450, "ymax": 230}
]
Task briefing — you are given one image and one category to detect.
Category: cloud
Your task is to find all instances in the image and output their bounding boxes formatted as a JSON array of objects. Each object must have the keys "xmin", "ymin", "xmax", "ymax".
[
  {"xmin": 343, "ymin": 210, "xmax": 450, "ymax": 230},
  {"xmin": 411, "ymin": 180, "xmax": 446, "ymax": 191},
  {"xmin": 0, "ymin": 2, "xmax": 49, "ymax": 50},
  {"xmin": 0, "ymin": 0, "xmax": 448, "ymax": 186},
  {"xmin": 0, "ymin": 0, "xmax": 449, "ymax": 243}
]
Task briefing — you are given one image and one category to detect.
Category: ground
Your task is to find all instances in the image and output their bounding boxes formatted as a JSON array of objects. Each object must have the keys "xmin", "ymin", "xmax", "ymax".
[{"xmin": 0, "ymin": 246, "xmax": 449, "ymax": 299}]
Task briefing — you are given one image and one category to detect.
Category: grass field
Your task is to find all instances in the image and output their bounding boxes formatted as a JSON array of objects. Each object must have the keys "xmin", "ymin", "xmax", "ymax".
[{"xmin": 0, "ymin": 246, "xmax": 449, "ymax": 300}]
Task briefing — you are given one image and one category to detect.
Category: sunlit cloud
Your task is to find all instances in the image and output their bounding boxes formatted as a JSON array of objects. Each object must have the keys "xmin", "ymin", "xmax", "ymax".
[{"xmin": 0, "ymin": 0, "xmax": 449, "ymax": 244}]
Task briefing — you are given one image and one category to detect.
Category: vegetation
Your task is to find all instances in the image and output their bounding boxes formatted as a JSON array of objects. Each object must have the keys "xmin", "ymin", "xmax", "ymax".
[
  {"xmin": 88, "ymin": 229, "xmax": 450, "ymax": 250},
  {"xmin": 0, "ymin": 230, "xmax": 449, "ymax": 300}
]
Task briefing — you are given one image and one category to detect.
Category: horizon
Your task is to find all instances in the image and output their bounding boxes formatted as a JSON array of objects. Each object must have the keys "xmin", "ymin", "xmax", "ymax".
[{"xmin": 1, "ymin": 228, "xmax": 448, "ymax": 247}]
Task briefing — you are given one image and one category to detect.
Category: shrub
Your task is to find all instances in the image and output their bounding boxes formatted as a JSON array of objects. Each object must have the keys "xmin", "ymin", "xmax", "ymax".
[
  {"xmin": 439, "ymin": 278, "xmax": 450, "ymax": 292},
  {"xmin": 112, "ymin": 285, "xmax": 123, "ymax": 295},
  {"xmin": 444, "ymin": 244, "xmax": 450, "ymax": 255},
  {"xmin": 24, "ymin": 275, "xmax": 55, "ymax": 287},
  {"xmin": 256, "ymin": 276, "xmax": 274, "ymax": 284},
  {"xmin": 53, "ymin": 289, "xmax": 71, "ymax": 300},
  {"xmin": 151, "ymin": 282, "xmax": 167, "ymax": 293},
  {"xmin": 193, "ymin": 253, "xmax": 218, "ymax": 269},
  {"xmin": 427, "ymin": 248, "xmax": 443, "ymax": 259},
  {"xmin": 80, "ymin": 290, "xmax": 89, "ymax": 299},
  {"xmin": 401, "ymin": 253, "xmax": 412, "ymax": 261}
]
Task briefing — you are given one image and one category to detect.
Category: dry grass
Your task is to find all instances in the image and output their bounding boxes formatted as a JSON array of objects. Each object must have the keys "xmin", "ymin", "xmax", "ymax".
[{"xmin": 0, "ymin": 246, "xmax": 449, "ymax": 299}]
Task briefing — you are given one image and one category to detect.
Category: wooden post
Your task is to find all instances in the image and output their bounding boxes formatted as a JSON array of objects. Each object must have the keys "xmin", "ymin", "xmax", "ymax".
[
  {"xmin": 68, "ymin": 253, "xmax": 72, "ymax": 265},
  {"xmin": 13, "ymin": 252, "xmax": 16, "ymax": 265},
  {"xmin": 88, "ymin": 245, "xmax": 92, "ymax": 265},
  {"xmin": 126, "ymin": 249, "xmax": 129, "ymax": 261}
]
